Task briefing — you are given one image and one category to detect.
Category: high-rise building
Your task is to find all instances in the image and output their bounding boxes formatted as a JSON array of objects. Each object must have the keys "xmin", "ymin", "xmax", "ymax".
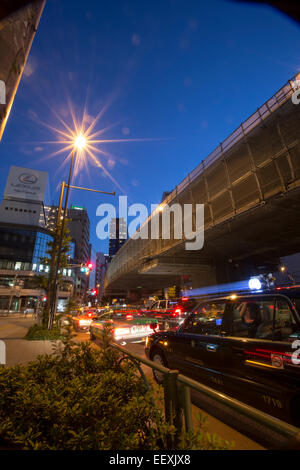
[
  {"xmin": 109, "ymin": 218, "xmax": 127, "ymax": 258},
  {"xmin": 95, "ymin": 252, "xmax": 109, "ymax": 300},
  {"xmin": 47, "ymin": 205, "xmax": 91, "ymax": 301}
]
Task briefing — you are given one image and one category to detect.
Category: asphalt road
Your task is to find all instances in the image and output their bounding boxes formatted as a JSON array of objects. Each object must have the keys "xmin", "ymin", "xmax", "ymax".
[{"xmin": 0, "ymin": 316, "xmax": 35, "ymax": 339}]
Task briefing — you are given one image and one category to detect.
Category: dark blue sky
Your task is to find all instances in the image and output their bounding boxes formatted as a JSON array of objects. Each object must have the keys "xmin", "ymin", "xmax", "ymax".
[{"xmin": 1, "ymin": 0, "xmax": 300, "ymax": 258}]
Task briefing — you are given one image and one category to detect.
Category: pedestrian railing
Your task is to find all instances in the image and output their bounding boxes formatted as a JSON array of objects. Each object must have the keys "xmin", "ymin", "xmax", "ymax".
[{"xmin": 109, "ymin": 341, "xmax": 300, "ymax": 449}]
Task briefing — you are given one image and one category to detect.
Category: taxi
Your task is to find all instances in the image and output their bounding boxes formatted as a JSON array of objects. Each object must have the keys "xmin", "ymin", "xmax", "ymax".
[
  {"xmin": 72, "ymin": 307, "xmax": 105, "ymax": 331},
  {"xmin": 145, "ymin": 283, "xmax": 300, "ymax": 426},
  {"xmin": 90, "ymin": 309, "xmax": 159, "ymax": 345},
  {"xmin": 145, "ymin": 297, "xmax": 197, "ymax": 331}
]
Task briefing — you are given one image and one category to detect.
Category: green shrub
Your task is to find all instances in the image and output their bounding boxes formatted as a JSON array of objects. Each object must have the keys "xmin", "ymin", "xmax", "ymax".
[
  {"xmin": 25, "ymin": 324, "xmax": 63, "ymax": 341},
  {"xmin": 0, "ymin": 337, "xmax": 173, "ymax": 450},
  {"xmin": 0, "ymin": 330, "xmax": 232, "ymax": 450}
]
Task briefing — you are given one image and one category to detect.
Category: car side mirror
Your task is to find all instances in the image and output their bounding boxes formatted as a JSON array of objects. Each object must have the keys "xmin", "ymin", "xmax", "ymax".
[{"xmin": 150, "ymin": 322, "xmax": 158, "ymax": 331}]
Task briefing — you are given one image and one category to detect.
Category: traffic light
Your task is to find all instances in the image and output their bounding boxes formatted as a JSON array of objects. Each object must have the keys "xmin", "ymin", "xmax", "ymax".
[
  {"xmin": 80, "ymin": 262, "xmax": 93, "ymax": 273},
  {"xmin": 80, "ymin": 264, "xmax": 89, "ymax": 273}
]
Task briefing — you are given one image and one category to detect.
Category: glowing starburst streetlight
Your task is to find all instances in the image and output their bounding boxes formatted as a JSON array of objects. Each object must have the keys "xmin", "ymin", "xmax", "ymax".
[
  {"xmin": 74, "ymin": 134, "xmax": 87, "ymax": 151},
  {"xmin": 48, "ymin": 130, "xmax": 94, "ymax": 330},
  {"xmin": 34, "ymin": 101, "xmax": 163, "ymax": 329},
  {"xmin": 32, "ymin": 99, "xmax": 163, "ymax": 193}
]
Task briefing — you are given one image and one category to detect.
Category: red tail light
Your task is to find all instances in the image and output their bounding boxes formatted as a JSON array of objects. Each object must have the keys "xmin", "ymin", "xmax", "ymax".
[{"xmin": 173, "ymin": 307, "xmax": 182, "ymax": 316}]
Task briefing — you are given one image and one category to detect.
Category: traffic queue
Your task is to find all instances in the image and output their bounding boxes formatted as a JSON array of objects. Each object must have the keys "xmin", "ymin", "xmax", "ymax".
[
  {"xmin": 65, "ymin": 298, "xmax": 195, "ymax": 341},
  {"xmin": 65, "ymin": 279, "xmax": 300, "ymax": 425}
]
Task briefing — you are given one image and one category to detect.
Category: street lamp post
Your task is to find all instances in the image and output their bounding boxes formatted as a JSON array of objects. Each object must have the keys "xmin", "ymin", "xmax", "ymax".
[
  {"xmin": 48, "ymin": 135, "xmax": 115, "ymax": 330},
  {"xmin": 48, "ymin": 148, "xmax": 76, "ymax": 329}
]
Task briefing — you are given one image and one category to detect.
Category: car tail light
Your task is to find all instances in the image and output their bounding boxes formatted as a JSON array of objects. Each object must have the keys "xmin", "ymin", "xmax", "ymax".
[{"xmin": 173, "ymin": 307, "xmax": 182, "ymax": 316}]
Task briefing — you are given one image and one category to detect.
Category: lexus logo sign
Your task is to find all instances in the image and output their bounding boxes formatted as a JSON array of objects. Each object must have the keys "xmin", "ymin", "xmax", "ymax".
[
  {"xmin": 5, "ymin": 166, "xmax": 48, "ymax": 202},
  {"xmin": 18, "ymin": 173, "xmax": 38, "ymax": 185}
]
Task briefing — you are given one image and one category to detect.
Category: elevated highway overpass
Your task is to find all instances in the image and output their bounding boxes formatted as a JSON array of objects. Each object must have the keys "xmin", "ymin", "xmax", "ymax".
[{"xmin": 105, "ymin": 73, "xmax": 300, "ymax": 297}]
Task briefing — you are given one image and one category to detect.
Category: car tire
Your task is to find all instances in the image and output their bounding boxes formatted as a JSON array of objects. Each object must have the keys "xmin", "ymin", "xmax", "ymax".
[
  {"xmin": 90, "ymin": 330, "xmax": 96, "ymax": 341},
  {"xmin": 290, "ymin": 396, "xmax": 300, "ymax": 427},
  {"xmin": 151, "ymin": 350, "xmax": 168, "ymax": 384}
]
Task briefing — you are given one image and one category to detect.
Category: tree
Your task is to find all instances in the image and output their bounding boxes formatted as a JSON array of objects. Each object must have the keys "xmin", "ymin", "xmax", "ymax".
[
  {"xmin": 65, "ymin": 297, "xmax": 80, "ymax": 315},
  {"xmin": 37, "ymin": 220, "xmax": 72, "ymax": 327}
]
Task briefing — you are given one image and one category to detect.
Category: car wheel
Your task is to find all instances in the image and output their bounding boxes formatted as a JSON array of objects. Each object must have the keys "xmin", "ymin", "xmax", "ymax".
[{"xmin": 151, "ymin": 350, "xmax": 168, "ymax": 384}]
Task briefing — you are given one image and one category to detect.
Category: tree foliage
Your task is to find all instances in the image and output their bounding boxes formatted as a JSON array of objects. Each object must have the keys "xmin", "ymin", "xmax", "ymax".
[{"xmin": 35, "ymin": 220, "xmax": 72, "ymax": 327}]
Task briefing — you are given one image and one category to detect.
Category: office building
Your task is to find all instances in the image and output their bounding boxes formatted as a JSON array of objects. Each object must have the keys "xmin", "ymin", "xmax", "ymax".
[
  {"xmin": 95, "ymin": 252, "xmax": 109, "ymax": 300},
  {"xmin": 47, "ymin": 204, "xmax": 91, "ymax": 301},
  {"xmin": 109, "ymin": 218, "xmax": 127, "ymax": 258}
]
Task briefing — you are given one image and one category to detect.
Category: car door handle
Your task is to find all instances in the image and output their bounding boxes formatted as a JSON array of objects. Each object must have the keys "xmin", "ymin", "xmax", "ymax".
[{"xmin": 206, "ymin": 344, "xmax": 217, "ymax": 352}]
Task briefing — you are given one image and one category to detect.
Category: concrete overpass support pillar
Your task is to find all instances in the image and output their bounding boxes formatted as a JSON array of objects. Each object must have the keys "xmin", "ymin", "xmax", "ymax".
[
  {"xmin": 191, "ymin": 268, "xmax": 217, "ymax": 289},
  {"xmin": 126, "ymin": 289, "xmax": 142, "ymax": 303}
]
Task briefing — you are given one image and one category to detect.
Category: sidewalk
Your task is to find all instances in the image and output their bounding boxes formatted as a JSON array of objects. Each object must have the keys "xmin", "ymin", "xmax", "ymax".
[
  {"xmin": 4, "ymin": 339, "xmax": 58, "ymax": 367},
  {"xmin": 0, "ymin": 312, "xmax": 36, "ymax": 319},
  {"xmin": 0, "ymin": 317, "xmax": 59, "ymax": 367}
]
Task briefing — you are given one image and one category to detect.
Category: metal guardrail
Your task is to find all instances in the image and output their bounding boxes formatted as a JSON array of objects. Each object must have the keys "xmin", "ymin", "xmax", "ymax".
[{"xmin": 109, "ymin": 341, "xmax": 300, "ymax": 448}]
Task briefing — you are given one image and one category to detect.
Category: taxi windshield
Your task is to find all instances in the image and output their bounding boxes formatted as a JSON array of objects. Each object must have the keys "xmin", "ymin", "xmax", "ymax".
[{"xmin": 181, "ymin": 301, "xmax": 226, "ymax": 334}]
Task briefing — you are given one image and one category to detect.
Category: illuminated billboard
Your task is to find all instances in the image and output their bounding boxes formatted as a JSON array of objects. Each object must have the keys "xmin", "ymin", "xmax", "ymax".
[{"xmin": 4, "ymin": 166, "xmax": 48, "ymax": 203}]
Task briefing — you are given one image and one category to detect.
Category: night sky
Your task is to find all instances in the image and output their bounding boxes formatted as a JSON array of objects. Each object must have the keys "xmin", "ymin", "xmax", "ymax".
[{"xmin": 1, "ymin": 0, "xmax": 300, "ymax": 260}]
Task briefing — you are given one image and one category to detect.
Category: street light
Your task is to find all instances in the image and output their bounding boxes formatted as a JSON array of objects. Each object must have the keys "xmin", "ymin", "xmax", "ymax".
[
  {"xmin": 48, "ymin": 135, "xmax": 86, "ymax": 329},
  {"xmin": 74, "ymin": 134, "xmax": 86, "ymax": 151},
  {"xmin": 48, "ymin": 134, "xmax": 115, "ymax": 329}
]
